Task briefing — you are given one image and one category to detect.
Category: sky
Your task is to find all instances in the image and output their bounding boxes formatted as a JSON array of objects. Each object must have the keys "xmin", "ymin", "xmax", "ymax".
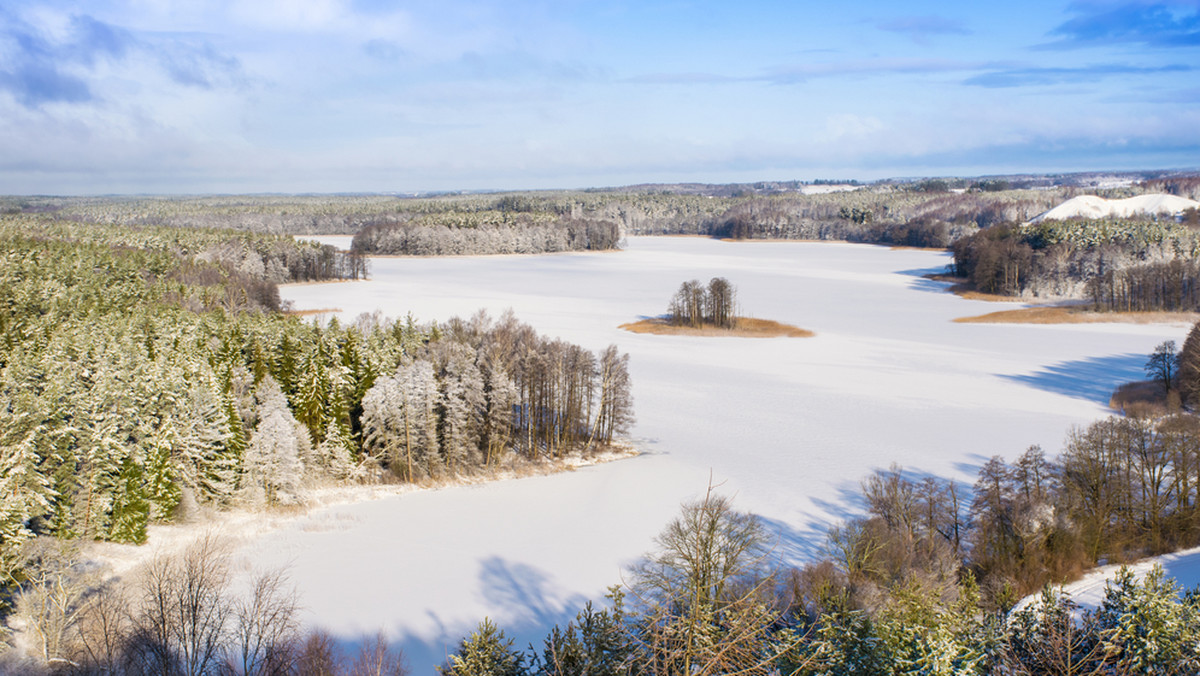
[{"xmin": 1, "ymin": 0, "xmax": 1198, "ymax": 194}]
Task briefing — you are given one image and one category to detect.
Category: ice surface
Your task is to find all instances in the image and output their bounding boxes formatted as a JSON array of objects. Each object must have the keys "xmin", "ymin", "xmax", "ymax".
[{"xmin": 165, "ymin": 237, "xmax": 1200, "ymax": 672}]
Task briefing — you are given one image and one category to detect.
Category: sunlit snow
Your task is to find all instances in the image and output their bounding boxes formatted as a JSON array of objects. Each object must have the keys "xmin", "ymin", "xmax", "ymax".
[{"xmin": 228, "ymin": 236, "xmax": 1198, "ymax": 671}]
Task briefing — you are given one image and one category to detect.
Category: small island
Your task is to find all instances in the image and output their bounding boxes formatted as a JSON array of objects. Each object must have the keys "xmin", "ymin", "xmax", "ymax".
[{"xmin": 621, "ymin": 277, "xmax": 814, "ymax": 337}]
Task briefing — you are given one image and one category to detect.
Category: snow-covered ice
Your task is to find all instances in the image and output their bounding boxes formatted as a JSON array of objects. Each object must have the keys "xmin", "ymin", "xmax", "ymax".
[{"xmin": 182, "ymin": 236, "xmax": 1200, "ymax": 671}]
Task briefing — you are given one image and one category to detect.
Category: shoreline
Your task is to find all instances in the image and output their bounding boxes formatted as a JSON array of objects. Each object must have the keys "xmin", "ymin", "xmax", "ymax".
[
  {"xmin": 83, "ymin": 444, "xmax": 640, "ymax": 579},
  {"xmin": 620, "ymin": 316, "xmax": 814, "ymax": 337},
  {"xmin": 954, "ymin": 306, "xmax": 1200, "ymax": 325}
]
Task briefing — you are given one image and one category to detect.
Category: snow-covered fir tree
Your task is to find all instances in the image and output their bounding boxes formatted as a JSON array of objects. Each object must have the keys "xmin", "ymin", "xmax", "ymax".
[{"xmin": 241, "ymin": 375, "xmax": 308, "ymax": 505}]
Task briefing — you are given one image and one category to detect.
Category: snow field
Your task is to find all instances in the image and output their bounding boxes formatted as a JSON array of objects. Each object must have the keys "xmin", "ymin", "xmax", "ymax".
[{"xmin": 1028, "ymin": 193, "xmax": 1200, "ymax": 223}]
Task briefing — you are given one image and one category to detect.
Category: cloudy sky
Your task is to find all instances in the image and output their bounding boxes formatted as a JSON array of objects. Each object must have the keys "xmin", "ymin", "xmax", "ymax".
[{"xmin": 1, "ymin": 1, "xmax": 1198, "ymax": 194}]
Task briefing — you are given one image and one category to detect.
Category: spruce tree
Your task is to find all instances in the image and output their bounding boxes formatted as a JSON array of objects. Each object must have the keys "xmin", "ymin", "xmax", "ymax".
[
  {"xmin": 440, "ymin": 618, "xmax": 526, "ymax": 676},
  {"xmin": 108, "ymin": 456, "xmax": 149, "ymax": 544}
]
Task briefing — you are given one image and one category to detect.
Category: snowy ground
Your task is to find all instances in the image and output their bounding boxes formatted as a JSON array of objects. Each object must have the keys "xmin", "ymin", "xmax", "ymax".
[
  {"xmin": 1011, "ymin": 544, "xmax": 1200, "ymax": 616},
  {"xmin": 118, "ymin": 236, "xmax": 1200, "ymax": 672},
  {"xmin": 1028, "ymin": 193, "xmax": 1199, "ymax": 223}
]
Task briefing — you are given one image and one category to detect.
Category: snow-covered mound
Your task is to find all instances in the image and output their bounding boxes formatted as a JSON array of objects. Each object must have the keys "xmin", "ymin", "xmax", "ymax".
[{"xmin": 1029, "ymin": 193, "xmax": 1200, "ymax": 224}]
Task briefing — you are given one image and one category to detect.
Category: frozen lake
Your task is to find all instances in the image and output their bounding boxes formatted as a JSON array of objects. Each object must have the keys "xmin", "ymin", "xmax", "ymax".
[{"xmin": 252, "ymin": 235, "xmax": 1189, "ymax": 671}]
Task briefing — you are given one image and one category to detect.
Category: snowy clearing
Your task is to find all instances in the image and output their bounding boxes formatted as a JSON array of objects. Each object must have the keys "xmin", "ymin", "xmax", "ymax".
[{"xmin": 102, "ymin": 236, "xmax": 1200, "ymax": 673}]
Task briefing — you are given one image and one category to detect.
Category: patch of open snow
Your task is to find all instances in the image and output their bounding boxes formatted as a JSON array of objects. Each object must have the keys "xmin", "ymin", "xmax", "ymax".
[
  {"xmin": 1011, "ymin": 545, "xmax": 1200, "ymax": 616},
  {"xmin": 799, "ymin": 184, "xmax": 860, "ymax": 195},
  {"xmin": 298, "ymin": 234, "xmax": 355, "ymax": 250},
  {"xmin": 88, "ymin": 237, "xmax": 1198, "ymax": 674},
  {"xmin": 1028, "ymin": 193, "xmax": 1200, "ymax": 223}
]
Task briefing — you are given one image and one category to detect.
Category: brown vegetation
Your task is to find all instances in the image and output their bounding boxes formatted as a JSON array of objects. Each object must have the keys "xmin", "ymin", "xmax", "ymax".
[
  {"xmin": 953, "ymin": 306, "xmax": 1200, "ymax": 324},
  {"xmin": 1109, "ymin": 380, "xmax": 1179, "ymax": 418},
  {"xmin": 284, "ymin": 307, "xmax": 343, "ymax": 317},
  {"xmin": 620, "ymin": 317, "xmax": 814, "ymax": 338}
]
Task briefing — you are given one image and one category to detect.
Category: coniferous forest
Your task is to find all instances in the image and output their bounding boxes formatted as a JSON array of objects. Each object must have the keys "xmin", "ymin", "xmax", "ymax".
[{"xmin": 0, "ymin": 213, "xmax": 632, "ymax": 588}]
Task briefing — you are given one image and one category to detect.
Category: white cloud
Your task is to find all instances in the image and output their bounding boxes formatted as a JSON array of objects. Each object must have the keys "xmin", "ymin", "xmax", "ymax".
[{"xmin": 823, "ymin": 113, "xmax": 885, "ymax": 141}]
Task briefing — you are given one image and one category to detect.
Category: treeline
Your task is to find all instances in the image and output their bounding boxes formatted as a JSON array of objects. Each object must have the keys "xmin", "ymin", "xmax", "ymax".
[
  {"xmin": 350, "ymin": 217, "xmax": 622, "ymax": 256},
  {"xmin": 817, "ymin": 414, "xmax": 1200, "ymax": 615},
  {"xmin": 359, "ymin": 314, "xmax": 632, "ymax": 481},
  {"xmin": 952, "ymin": 218, "xmax": 1200, "ymax": 306},
  {"xmin": 430, "ymin": 412, "xmax": 1200, "ymax": 675},
  {"xmin": 2, "ymin": 185, "xmax": 1074, "ymax": 251},
  {"xmin": 667, "ymin": 278, "xmax": 736, "ymax": 328},
  {"xmin": 0, "ymin": 218, "xmax": 631, "ymax": 595}
]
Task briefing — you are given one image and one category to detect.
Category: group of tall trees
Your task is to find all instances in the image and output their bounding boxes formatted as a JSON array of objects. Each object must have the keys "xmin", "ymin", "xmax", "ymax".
[
  {"xmin": 437, "ymin": 409, "xmax": 1200, "ymax": 675},
  {"xmin": 359, "ymin": 315, "xmax": 632, "ymax": 482},
  {"xmin": 8, "ymin": 482, "xmax": 1200, "ymax": 675},
  {"xmin": 667, "ymin": 278, "xmax": 736, "ymax": 329}
]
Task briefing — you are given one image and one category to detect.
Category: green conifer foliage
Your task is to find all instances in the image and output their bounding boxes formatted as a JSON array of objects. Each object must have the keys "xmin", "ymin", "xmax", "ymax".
[
  {"xmin": 440, "ymin": 618, "xmax": 526, "ymax": 676},
  {"xmin": 108, "ymin": 456, "xmax": 149, "ymax": 544}
]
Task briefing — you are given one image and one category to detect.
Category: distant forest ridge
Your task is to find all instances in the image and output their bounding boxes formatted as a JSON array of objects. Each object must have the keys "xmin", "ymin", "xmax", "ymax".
[{"xmin": 4, "ymin": 173, "xmax": 1200, "ymax": 290}]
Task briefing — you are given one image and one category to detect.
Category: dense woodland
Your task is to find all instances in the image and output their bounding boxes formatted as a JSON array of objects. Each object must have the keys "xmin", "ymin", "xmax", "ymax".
[
  {"xmin": 0, "ymin": 214, "xmax": 632, "ymax": 616},
  {"xmin": 951, "ymin": 218, "xmax": 1200, "ymax": 309}
]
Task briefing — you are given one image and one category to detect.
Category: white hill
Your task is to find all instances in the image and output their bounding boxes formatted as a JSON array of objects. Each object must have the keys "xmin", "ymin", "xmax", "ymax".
[{"xmin": 1029, "ymin": 193, "xmax": 1200, "ymax": 224}]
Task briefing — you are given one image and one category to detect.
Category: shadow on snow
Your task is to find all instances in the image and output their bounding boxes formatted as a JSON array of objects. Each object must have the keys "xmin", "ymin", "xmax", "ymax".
[
  {"xmin": 1000, "ymin": 352, "xmax": 1146, "ymax": 405},
  {"xmin": 326, "ymin": 556, "xmax": 591, "ymax": 675}
]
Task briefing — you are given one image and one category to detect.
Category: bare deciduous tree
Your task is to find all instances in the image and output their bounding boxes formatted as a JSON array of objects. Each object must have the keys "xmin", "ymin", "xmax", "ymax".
[
  {"xmin": 231, "ymin": 568, "xmax": 301, "ymax": 675},
  {"xmin": 628, "ymin": 486, "xmax": 805, "ymax": 675},
  {"xmin": 126, "ymin": 534, "xmax": 232, "ymax": 676}
]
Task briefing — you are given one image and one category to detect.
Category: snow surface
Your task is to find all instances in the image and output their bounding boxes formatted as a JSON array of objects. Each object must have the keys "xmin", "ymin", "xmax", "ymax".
[
  {"xmin": 108, "ymin": 236, "xmax": 1200, "ymax": 673},
  {"xmin": 1028, "ymin": 193, "xmax": 1200, "ymax": 223},
  {"xmin": 1011, "ymin": 544, "xmax": 1200, "ymax": 616}
]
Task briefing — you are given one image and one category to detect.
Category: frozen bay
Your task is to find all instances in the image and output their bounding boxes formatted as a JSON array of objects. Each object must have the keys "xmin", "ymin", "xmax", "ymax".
[{"xmin": 248, "ymin": 236, "xmax": 1188, "ymax": 671}]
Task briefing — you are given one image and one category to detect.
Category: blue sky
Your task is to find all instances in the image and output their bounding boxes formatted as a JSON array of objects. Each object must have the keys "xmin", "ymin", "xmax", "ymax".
[{"xmin": 1, "ymin": 0, "xmax": 1198, "ymax": 194}]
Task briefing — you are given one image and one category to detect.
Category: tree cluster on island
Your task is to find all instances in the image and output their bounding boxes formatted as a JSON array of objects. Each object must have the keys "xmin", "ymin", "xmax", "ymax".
[{"xmin": 667, "ymin": 278, "xmax": 736, "ymax": 329}]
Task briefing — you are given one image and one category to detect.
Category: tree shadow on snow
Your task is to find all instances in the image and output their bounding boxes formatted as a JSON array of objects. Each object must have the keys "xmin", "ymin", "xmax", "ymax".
[
  {"xmin": 477, "ymin": 556, "xmax": 590, "ymax": 629},
  {"xmin": 896, "ymin": 265, "xmax": 956, "ymax": 295},
  {"xmin": 324, "ymin": 557, "xmax": 591, "ymax": 675},
  {"xmin": 999, "ymin": 353, "xmax": 1146, "ymax": 405}
]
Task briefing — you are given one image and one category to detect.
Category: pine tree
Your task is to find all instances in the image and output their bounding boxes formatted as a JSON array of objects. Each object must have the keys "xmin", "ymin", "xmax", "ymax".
[
  {"xmin": 292, "ymin": 344, "xmax": 331, "ymax": 444},
  {"xmin": 1093, "ymin": 565, "xmax": 1200, "ymax": 672},
  {"xmin": 482, "ymin": 365, "xmax": 518, "ymax": 468},
  {"xmin": 143, "ymin": 428, "xmax": 182, "ymax": 522},
  {"xmin": 440, "ymin": 346, "xmax": 485, "ymax": 475},
  {"xmin": 1177, "ymin": 321, "xmax": 1200, "ymax": 407},
  {"xmin": 108, "ymin": 455, "xmax": 150, "ymax": 544},
  {"xmin": 0, "ymin": 412, "xmax": 54, "ymax": 585},
  {"xmin": 241, "ymin": 376, "xmax": 307, "ymax": 505},
  {"xmin": 440, "ymin": 618, "xmax": 527, "ymax": 676},
  {"xmin": 175, "ymin": 374, "xmax": 237, "ymax": 507}
]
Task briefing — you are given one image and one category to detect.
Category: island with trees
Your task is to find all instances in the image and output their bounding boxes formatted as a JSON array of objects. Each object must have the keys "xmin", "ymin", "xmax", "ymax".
[{"xmin": 621, "ymin": 277, "xmax": 813, "ymax": 337}]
